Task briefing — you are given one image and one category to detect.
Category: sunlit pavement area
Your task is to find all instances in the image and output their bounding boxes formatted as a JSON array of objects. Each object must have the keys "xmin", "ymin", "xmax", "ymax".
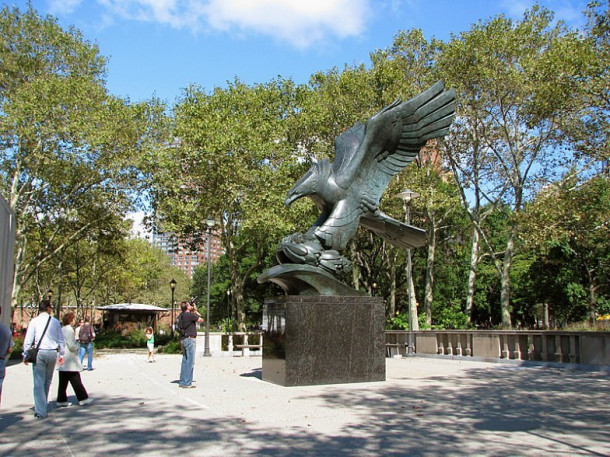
[{"xmin": 1, "ymin": 352, "xmax": 608, "ymax": 456}]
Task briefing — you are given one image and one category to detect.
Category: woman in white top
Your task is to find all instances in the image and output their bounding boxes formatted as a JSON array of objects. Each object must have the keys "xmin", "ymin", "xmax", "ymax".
[{"xmin": 56, "ymin": 312, "xmax": 92, "ymax": 407}]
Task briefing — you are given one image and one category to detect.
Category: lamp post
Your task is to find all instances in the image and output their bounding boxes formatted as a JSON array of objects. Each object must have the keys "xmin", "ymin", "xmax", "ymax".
[
  {"xmin": 46, "ymin": 289, "xmax": 53, "ymax": 304},
  {"xmin": 371, "ymin": 282, "xmax": 378, "ymax": 297},
  {"xmin": 226, "ymin": 288, "xmax": 232, "ymax": 325},
  {"xmin": 170, "ymin": 278, "xmax": 176, "ymax": 337},
  {"xmin": 203, "ymin": 217, "xmax": 216, "ymax": 357},
  {"xmin": 395, "ymin": 189, "xmax": 420, "ymax": 356}
]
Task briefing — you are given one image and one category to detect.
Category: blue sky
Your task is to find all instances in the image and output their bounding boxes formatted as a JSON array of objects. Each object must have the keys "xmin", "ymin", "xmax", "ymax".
[{"xmin": 7, "ymin": 0, "xmax": 591, "ymax": 104}]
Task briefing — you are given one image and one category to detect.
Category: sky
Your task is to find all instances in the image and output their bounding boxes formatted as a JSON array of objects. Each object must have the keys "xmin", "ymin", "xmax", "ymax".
[{"xmin": 6, "ymin": 0, "xmax": 592, "ymax": 104}]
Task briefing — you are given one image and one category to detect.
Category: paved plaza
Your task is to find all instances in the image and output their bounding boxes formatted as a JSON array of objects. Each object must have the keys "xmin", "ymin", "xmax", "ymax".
[{"xmin": 0, "ymin": 353, "xmax": 608, "ymax": 456}]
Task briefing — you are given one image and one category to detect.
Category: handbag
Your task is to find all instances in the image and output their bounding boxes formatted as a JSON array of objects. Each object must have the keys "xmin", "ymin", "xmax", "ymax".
[{"xmin": 24, "ymin": 316, "xmax": 52, "ymax": 363}]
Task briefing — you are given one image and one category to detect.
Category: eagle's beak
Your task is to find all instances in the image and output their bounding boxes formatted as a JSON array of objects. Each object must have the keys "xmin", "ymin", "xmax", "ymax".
[{"xmin": 285, "ymin": 189, "xmax": 300, "ymax": 207}]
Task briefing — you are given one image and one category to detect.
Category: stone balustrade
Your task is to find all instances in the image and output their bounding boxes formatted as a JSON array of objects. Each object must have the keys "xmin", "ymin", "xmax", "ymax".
[
  {"xmin": 200, "ymin": 331, "xmax": 263, "ymax": 356},
  {"xmin": 207, "ymin": 329, "xmax": 609, "ymax": 368},
  {"xmin": 386, "ymin": 330, "xmax": 610, "ymax": 367}
]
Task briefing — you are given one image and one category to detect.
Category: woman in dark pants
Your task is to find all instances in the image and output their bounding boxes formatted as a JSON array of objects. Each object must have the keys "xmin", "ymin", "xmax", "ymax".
[{"xmin": 56, "ymin": 312, "xmax": 92, "ymax": 407}]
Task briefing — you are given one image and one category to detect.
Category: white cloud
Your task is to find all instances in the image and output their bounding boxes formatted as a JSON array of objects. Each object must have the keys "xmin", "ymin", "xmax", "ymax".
[
  {"xmin": 48, "ymin": 0, "xmax": 84, "ymax": 15},
  {"xmin": 95, "ymin": 0, "xmax": 370, "ymax": 48},
  {"xmin": 203, "ymin": 0, "xmax": 369, "ymax": 48}
]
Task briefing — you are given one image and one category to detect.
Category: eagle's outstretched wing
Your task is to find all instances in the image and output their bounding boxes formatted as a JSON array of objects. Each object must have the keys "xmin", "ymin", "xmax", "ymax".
[{"xmin": 335, "ymin": 81, "xmax": 456, "ymax": 203}]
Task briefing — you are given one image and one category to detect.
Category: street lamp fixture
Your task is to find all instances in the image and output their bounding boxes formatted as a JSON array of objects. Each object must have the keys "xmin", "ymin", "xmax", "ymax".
[
  {"xmin": 170, "ymin": 278, "xmax": 177, "ymax": 337},
  {"xmin": 372, "ymin": 282, "xmax": 378, "ymax": 297},
  {"xmin": 203, "ymin": 216, "xmax": 216, "ymax": 357},
  {"xmin": 395, "ymin": 189, "xmax": 420, "ymax": 357},
  {"xmin": 46, "ymin": 289, "xmax": 53, "ymax": 303}
]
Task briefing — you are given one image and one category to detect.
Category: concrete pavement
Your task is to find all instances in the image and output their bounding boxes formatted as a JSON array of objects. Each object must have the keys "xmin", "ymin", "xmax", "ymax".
[{"xmin": 1, "ymin": 353, "xmax": 609, "ymax": 456}]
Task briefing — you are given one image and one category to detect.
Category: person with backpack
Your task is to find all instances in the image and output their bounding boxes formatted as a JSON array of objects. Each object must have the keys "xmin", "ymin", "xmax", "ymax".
[
  {"xmin": 176, "ymin": 301, "xmax": 202, "ymax": 388},
  {"xmin": 78, "ymin": 316, "xmax": 95, "ymax": 371}
]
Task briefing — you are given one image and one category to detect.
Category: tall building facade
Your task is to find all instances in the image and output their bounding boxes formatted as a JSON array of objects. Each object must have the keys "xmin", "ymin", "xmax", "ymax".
[{"xmin": 152, "ymin": 231, "xmax": 222, "ymax": 278}]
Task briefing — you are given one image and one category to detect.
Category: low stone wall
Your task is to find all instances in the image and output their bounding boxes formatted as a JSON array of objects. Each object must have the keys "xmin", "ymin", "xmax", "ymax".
[{"xmin": 386, "ymin": 330, "xmax": 610, "ymax": 367}]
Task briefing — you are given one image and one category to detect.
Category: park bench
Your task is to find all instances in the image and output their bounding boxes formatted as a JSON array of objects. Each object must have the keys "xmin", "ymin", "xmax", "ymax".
[
  {"xmin": 234, "ymin": 343, "xmax": 262, "ymax": 356},
  {"xmin": 227, "ymin": 332, "xmax": 263, "ymax": 356}
]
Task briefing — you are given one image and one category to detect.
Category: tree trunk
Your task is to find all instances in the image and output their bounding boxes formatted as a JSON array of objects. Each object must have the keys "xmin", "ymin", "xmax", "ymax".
[
  {"xmin": 424, "ymin": 225, "xmax": 436, "ymax": 326},
  {"xmin": 406, "ymin": 248, "xmax": 420, "ymax": 331},
  {"xmin": 350, "ymin": 240, "xmax": 361, "ymax": 290},
  {"xmin": 586, "ymin": 264, "xmax": 597, "ymax": 324},
  {"xmin": 465, "ymin": 227, "xmax": 480, "ymax": 324},
  {"xmin": 11, "ymin": 236, "xmax": 25, "ymax": 308},
  {"xmin": 500, "ymin": 228, "xmax": 515, "ymax": 328},
  {"xmin": 388, "ymin": 250, "xmax": 396, "ymax": 317}
]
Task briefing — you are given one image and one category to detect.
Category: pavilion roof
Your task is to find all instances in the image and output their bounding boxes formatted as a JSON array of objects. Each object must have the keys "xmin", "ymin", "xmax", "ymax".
[{"xmin": 96, "ymin": 303, "xmax": 167, "ymax": 312}]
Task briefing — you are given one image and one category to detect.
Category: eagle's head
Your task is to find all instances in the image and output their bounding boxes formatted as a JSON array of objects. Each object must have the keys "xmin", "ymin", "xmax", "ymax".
[{"xmin": 285, "ymin": 159, "xmax": 332, "ymax": 207}]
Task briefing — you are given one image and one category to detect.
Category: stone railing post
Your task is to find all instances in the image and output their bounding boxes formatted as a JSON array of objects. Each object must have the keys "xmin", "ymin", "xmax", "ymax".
[
  {"xmin": 513, "ymin": 336, "xmax": 522, "ymax": 360},
  {"xmin": 568, "ymin": 335, "xmax": 577, "ymax": 364},
  {"xmin": 465, "ymin": 334, "xmax": 472, "ymax": 356},
  {"xmin": 501, "ymin": 335, "xmax": 510, "ymax": 359},
  {"xmin": 554, "ymin": 335, "xmax": 563, "ymax": 362}
]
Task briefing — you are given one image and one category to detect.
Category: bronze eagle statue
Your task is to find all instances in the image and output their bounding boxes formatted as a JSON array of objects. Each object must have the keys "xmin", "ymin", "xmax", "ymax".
[{"xmin": 259, "ymin": 81, "xmax": 456, "ymax": 295}]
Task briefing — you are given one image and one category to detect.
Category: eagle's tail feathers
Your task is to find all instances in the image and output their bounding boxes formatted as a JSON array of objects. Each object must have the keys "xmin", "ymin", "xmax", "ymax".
[{"xmin": 360, "ymin": 213, "xmax": 426, "ymax": 249}]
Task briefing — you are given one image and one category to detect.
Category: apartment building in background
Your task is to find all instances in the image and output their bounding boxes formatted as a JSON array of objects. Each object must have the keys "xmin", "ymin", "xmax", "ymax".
[{"xmin": 152, "ymin": 231, "xmax": 223, "ymax": 278}]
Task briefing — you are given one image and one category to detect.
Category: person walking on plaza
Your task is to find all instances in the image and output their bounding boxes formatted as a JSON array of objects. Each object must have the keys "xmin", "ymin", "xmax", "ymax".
[
  {"xmin": 56, "ymin": 312, "xmax": 92, "ymax": 407},
  {"xmin": 74, "ymin": 318, "xmax": 83, "ymax": 340},
  {"xmin": 22, "ymin": 300, "xmax": 65, "ymax": 419},
  {"xmin": 145, "ymin": 327, "xmax": 155, "ymax": 363},
  {"xmin": 177, "ymin": 301, "xmax": 202, "ymax": 388},
  {"xmin": 0, "ymin": 307, "xmax": 14, "ymax": 406},
  {"xmin": 78, "ymin": 316, "xmax": 95, "ymax": 370}
]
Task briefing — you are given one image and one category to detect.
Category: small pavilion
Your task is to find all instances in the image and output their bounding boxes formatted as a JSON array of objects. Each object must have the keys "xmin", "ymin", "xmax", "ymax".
[{"xmin": 97, "ymin": 303, "xmax": 168, "ymax": 333}]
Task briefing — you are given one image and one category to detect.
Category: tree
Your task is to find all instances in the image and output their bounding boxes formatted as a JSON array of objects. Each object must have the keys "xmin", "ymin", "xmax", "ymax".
[
  {"xmin": 151, "ymin": 78, "xmax": 305, "ymax": 330},
  {"xmin": 522, "ymin": 174, "xmax": 610, "ymax": 323},
  {"xmin": 568, "ymin": 1, "xmax": 609, "ymax": 166},
  {"xmin": 0, "ymin": 5, "xmax": 165, "ymax": 307},
  {"xmin": 437, "ymin": 5, "xmax": 599, "ymax": 327}
]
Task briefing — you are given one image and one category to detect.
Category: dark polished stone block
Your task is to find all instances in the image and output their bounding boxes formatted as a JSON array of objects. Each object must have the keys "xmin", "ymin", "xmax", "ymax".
[{"xmin": 262, "ymin": 295, "xmax": 386, "ymax": 386}]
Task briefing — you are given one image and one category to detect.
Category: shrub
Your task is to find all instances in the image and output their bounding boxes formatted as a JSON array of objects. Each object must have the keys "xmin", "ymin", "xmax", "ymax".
[
  {"xmin": 9, "ymin": 334, "xmax": 23, "ymax": 360},
  {"xmin": 157, "ymin": 339, "xmax": 182, "ymax": 354},
  {"xmin": 94, "ymin": 329, "xmax": 146, "ymax": 349}
]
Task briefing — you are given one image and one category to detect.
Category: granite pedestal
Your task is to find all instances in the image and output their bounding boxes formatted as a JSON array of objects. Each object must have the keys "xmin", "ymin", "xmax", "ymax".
[{"xmin": 262, "ymin": 295, "xmax": 386, "ymax": 386}]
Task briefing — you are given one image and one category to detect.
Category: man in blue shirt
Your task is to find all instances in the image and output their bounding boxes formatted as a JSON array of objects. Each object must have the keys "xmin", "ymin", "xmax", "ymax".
[{"xmin": 23, "ymin": 301, "xmax": 65, "ymax": 419}]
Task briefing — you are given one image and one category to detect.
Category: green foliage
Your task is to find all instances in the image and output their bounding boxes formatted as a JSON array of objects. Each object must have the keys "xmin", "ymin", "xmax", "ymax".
[
  {"xmin": 94, "ymin": 328, "xmax": 181, "ymax": 353},
  {"xmin": 157, "ymin": 339, "xmax": 182, "ymax": 354},
  {"xmin": 191, "ymin": 245, "xmax": 277, "ymax": 329},
  {"xmin": 94, "ymin": 329, "xmax": 148, "ymax": 349},
  {"xmin": 0, "ymin": 4, "xmax": 169, "ymax": 307},
  {"xmin": 432, "ymin": 300, "xmax": 469, "ymax": 330},
  {"xmin": 386, "ymin": 312, "xmax": 409, "ymax": 330},
  {"xmin": 386, "ymin": 311, "xmax": 432, "ymax": 330}
]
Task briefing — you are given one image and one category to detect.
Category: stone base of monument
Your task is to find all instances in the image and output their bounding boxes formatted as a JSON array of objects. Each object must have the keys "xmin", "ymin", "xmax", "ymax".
[{"xmin": 262, "ymin": 295, "xmax": 386, "ymax": 387}]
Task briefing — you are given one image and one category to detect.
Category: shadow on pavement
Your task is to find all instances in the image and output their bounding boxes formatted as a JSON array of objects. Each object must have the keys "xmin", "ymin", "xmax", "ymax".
[{"xmin": 1, "ymin": 360, "xmax": 608, "ymax": 456}]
